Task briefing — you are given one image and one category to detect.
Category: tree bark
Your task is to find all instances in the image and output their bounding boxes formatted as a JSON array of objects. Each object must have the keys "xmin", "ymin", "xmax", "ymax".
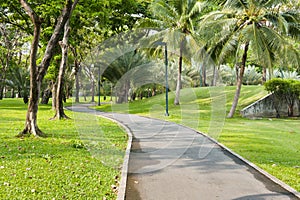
[
  {"xmin": 227, "ymin": 42, "xmax": 249, "ymax": 118},
  {"xmin": 91, "ymin": 80, "xmax": 95, "ymax": 102},
  {"xmin": 41, "ymin": 87, "xmax": 51, "ymax": 104},
  {"xmin": 212, "ymin": 65, "xmax": 218, "ymax": 86},
  {"xmin": 53, "ymin": 0, "xmax": 80, "ymax": 118},
  {"xmin": 52, "ymin": 81, "xmax": 57, "ymax": 110},
  {"xmin": 75, "ymin": 71, "xmax": 80, "ymax": 102},
  {"xmin": 110, "ymin": 83, "xmax": 113, "ymax": 101},
  {"xmin": 0, "ymin": 63, "xmax": 7, "ymax": 100},
  {"xmin": 262, "ymin": 66, "xmax": 267, "ymax": 84},
  {"xmin": 18, "ymin": 0, "xmax": 43, "ymax": 136},
  {"xmin": 202, "ymin": 64, "xmax": 207, "ymax": 87},
  {"xmin": 18, "ymin": 0, "xmax": 74, "ymax": 137},
  {"xmin": 117, "ymin": 80, "xmax": 130, "ymax": 103},
  {"xmin": 70, "ymin": 46, "xmax": 80, "ymax": 103},
  {"xmin": 52, "ymin": 18, "xmax": 71, "ymax": 120},
  {"xmin": 174, "ymin": 40, "xmax": 184, "ymax": 105}
]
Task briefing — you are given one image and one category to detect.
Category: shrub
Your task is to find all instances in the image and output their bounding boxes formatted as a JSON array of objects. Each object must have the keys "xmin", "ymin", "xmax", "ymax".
[{"xmin": 265, "ymin": 78, "xmax": 300, "ymax": 117}]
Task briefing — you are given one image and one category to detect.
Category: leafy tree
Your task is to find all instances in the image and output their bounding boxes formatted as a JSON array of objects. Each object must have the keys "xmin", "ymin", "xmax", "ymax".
[
  {"xmin": 52, "ymin": 1, "xmax": 78, "ymax": 120},
  {"xmin": 199, "ymin": 0, "xmax": 300, "ymax": 118},
  {"xmin": 17, "ymin": 0, "xmax": 77, "ymax": 137},
  {"xmin": 6, "ymin": 64, "xmax": 30, "ymax": 103},
  {"xmin": 0, "ymin": 24, "xmax": 24, "ymax": 100}
]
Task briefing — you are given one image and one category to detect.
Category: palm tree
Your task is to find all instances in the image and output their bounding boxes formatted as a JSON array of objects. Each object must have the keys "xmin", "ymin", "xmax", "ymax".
[
  {"xmin": 141, "ymin": 0, "xmax": 206, "ymax": 105},
  {"xmin": 101, "ymin": 44, "xmax": 154, "ymax": 103},
  {"xmin": 199, "ymin": 0, "xmax": 300, "ymax": 118}
]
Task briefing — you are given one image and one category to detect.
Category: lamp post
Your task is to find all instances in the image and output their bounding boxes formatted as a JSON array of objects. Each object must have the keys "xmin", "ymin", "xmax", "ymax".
[
  {"xmin": 98, "ymin": 65, "xmax": 101, "ymax": 106},
  {"xmin": 154, "ymin": 41, "xmax": 169, "ymax": 116}
]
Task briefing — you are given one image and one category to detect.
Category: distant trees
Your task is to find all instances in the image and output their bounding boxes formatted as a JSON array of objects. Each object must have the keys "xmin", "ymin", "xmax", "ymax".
[
  {"xmin": 6, "ymin": 64, "xmax": 30, "ymax": 103},
  {"xmin": 101, "ymin": 44, "xmax": 154, "ymax": 103},
  {"xmin": 0, "ymin": 23, "xmax": 24, "ymax": 100}
]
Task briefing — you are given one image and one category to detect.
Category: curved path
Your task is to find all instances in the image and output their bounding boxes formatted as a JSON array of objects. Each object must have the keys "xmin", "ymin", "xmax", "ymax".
[{"xmin": 68, "ymin": 104, "xmax": 299, "ymax": 200}]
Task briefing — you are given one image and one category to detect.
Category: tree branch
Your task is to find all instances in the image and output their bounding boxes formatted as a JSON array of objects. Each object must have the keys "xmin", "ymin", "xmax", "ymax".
[
  {"xmin": 37, "ymin": 0, "xmax": 75, "ymax": 81},
  {"xmin": 19, "ymin": 0, "xmax": 41, "ymax": 26}
]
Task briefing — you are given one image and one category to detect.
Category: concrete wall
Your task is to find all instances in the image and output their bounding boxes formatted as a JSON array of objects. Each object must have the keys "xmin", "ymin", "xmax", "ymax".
[{"xmin": 240, "ymin": 94, "xmax": 299, "ymax": 118}]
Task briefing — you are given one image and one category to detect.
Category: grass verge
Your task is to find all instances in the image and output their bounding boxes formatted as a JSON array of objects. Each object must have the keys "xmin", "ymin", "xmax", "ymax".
[
  {"xmin": 93, "ymin": 85, "xmax": 300, "ymax": 191},
  {"xmin": 0, "ymin": 99, "xmax": 127, "ymax": 199}
]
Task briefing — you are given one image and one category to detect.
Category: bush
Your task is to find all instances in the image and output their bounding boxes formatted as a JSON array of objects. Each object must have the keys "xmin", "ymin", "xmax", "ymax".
[{"xmin": 265, "ymin": 78, "xmax": 300, "ymax": 117}]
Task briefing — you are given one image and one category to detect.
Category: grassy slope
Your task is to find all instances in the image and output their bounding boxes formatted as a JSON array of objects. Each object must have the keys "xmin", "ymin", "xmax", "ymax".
[
  {"xmin": 95, "ymin": 85, "xmax": 300, "ymax": 191},
  {"xmin": 0, "ymin": 99, "xmax": 127, "ymax": 199}
]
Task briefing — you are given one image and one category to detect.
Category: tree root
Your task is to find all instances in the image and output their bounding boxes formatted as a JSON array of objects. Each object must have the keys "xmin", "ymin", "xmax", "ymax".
[
  {"xmin": 50, "ymin": 113, "xmax": 71, "ymax": 120},
  {"xmin": 16, "ymin": 127, "xmax": 47, "ymax": 138}
]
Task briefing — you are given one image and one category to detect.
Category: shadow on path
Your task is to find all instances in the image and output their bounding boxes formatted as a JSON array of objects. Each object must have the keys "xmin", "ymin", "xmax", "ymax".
[{"xmin": 67, "ymin": 104, "xmax": 299, "ymax": 200}]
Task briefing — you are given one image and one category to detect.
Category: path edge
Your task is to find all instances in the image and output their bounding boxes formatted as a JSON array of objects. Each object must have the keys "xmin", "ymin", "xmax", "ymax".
[
  {"xmin": 131, "ymin": 114, "xmax": 300, "ymax": 198},
  {"xmin": 180, "ymin": 123, "xmax": 300, "ymax": 199},
  {"xmin": 66, "ymin": 104, "xmax": 132, "ymax": 200},
  {"xmin": 98, "ymin": 114, "xmax": 133, "ymax": 200}
]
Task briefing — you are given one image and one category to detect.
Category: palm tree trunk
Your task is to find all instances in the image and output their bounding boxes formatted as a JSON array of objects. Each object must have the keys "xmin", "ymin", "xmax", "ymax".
[
  {"xmin": 262, "ymin": 66, "xmax": 267, "ymax": 84},
  {"xmin": 174, "ymin": 40, "xmax": 184, "ymax": 105},
  {"xmin": 202, "ymin": 64, "xmax": 207, "ymax": 86},
  {"xmin": 227, "ymin": 42, "xmax": 249, "ymax": 118},
  {"xmin": 212, "ymin": 65, "xmax": 218, "ymax": 86}
]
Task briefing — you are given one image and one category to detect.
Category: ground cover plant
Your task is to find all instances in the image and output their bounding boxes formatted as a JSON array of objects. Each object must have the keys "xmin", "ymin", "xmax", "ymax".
[
  {"xmin": 0, "ymin": 99, "xmax": 127, "ymax": 199},
  {"xmin": 95, "ymin": 85, "xmax": 300, "ymax": 191}
]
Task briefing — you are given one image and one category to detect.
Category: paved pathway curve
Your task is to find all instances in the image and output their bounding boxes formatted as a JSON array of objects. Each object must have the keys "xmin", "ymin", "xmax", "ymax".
[{"xmin": 68, "ymin": 104, "xmax": 299, "ymax": 200}]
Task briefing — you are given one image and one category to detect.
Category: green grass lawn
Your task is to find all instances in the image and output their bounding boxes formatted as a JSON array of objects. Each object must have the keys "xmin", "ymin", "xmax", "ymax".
[
  {"xmin": 0, "ymin": 99, "xmax": 127, "ymax": 199},
  {"xmin": 94, "ymin": 85, "xmax": 300, "ymax": 192}
]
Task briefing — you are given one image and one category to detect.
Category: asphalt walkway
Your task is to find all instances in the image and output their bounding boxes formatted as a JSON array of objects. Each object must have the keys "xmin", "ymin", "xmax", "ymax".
[{"xmin": 68, "ymin": 104, "xmax": 299, "ymax": 200}]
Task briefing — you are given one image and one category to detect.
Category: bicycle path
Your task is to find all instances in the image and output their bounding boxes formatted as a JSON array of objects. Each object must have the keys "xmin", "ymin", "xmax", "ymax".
[{"xmin": 68, "ymin": 104, "xmax": 299, "ymax": 200}]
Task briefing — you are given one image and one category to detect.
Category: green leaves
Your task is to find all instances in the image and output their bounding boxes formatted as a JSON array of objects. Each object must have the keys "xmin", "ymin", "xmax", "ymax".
[{"xmin": 265, "ymin": 78, "xmax": 300, "ymax": 117}]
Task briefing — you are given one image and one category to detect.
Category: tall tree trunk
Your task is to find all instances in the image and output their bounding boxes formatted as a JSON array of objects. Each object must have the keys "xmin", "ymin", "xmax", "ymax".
[
  {"xmin": 18, "ymin": 6, "xmax": 44, "ymax": 136},
  {"xmin": 227, "ymin": 42, "xmax": 249, "ymax": 118},
  {"xmin": 52, "ymin": 81, "xmax": 57, "ymax": 110},
  {"xmin": 53, "ymin": 19, "xmax": 72, "ymax": 119},
  {"xmin": 212, "ymin": 65, "xmax": 218, "ymax": 86},
  {"xmin": 41, "ymin": 86, "xmax": 51, "ymax": 104},
  {"xmin": 0, "ymin": 64, "xmax": 6, "ymax": 100},
  {"xmin": 262, "ymin": 66, "xmax": 267, "ymax": 84},
  {"xmin": 202, "ymin": 64, "xmax": 206, "ymax": 87},
  {"xmin": 18, "ymin": 0, "xmax": 74, "ymax": 137},
  {"xmin": 91, "ymin": 80, "xmax": 95, "ymax": 102},
  {"xmin": 117, "ymin": 80, "xmax": 130, "ymax": 103},
  {"xmin": 0, "ymin": 62, "xmax": 3, "ymax": 100},
  {"xmin": 110, "ymin": 83, "xmax": 113, "ymax": 101},
  {"xmin": 174, "ymin": 40, "xmax": 184, "ymax": 105},
  {"xmin": 0, "ymin": 85, "xmax": 4, "ymax": 100},
  {"xmin": 75, "ymin": 71, "xmax": 80, "ymax": 103},
  {"xmin": 71, "ymin": 46, "xmax": 80, "ymax": 103}
]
